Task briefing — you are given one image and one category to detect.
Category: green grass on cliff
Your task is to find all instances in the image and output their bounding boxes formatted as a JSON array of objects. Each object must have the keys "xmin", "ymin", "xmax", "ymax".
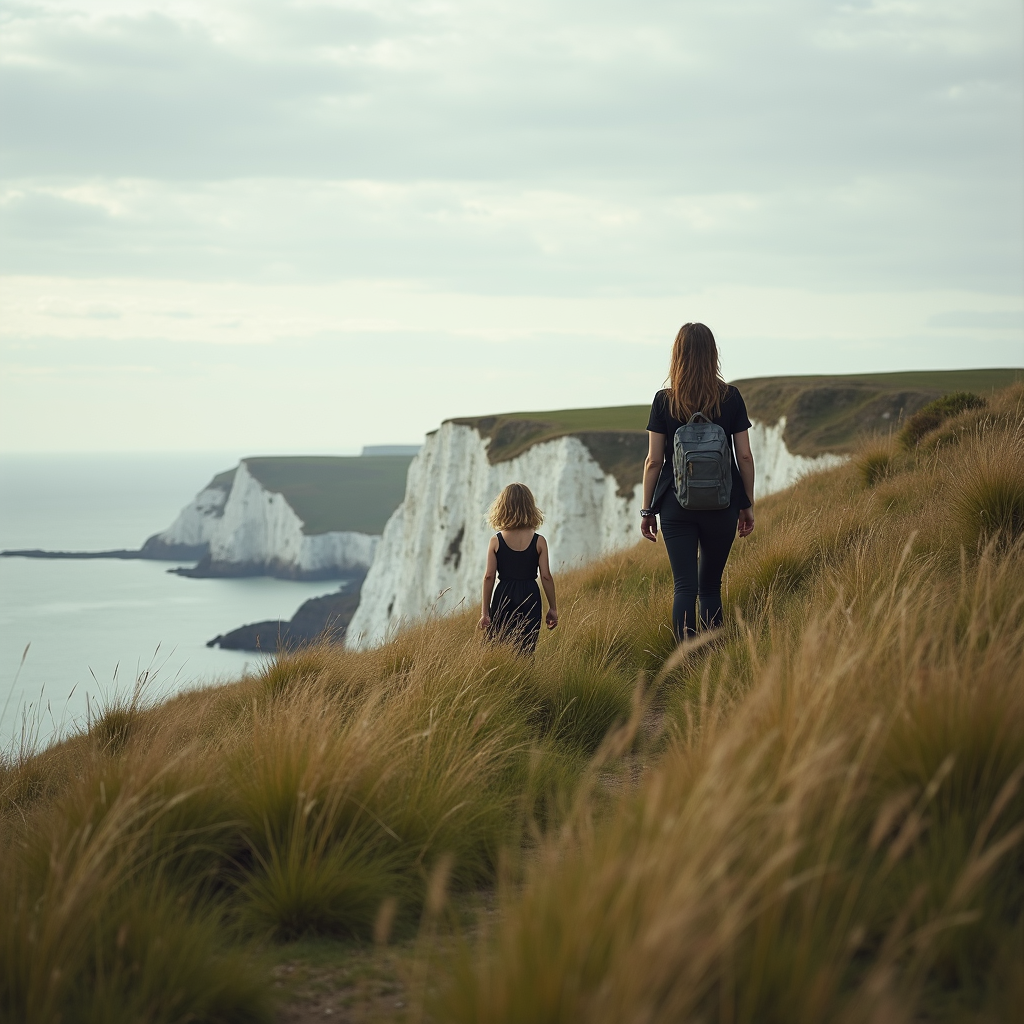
[
  {"xmin": 243, "ymin": 455, "xmax": 413, "ymax": 535},
  {"xmin": 450, "ymin": 405, "xmax": 650, "ymax": 495},
  {"xmin": 2, "ymin": 383, "xmax": 1023, "ymax": 1023}
]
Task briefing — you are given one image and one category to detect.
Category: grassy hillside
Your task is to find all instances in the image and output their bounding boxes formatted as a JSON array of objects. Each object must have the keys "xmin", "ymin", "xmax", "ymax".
[
  {"xmin": 735, "ymin": 367, "xmax": 1023, "ymax": 456},
  {"xmin": 243, "ymin": 455, "xmax": 414, "ymax": 535},
  {"xmin": 2, "ymin": 384, "xmax": 1023, "ymax": 1023}
]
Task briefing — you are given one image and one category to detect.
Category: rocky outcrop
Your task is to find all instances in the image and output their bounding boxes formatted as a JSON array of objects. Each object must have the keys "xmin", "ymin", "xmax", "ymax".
[
  {"xmin": 345, "ymin": 416, "xmax": 844, "ymax": 649},
  {"xmin": 207, "ymin": 584, "xmax": 363, "ymax": 651}
]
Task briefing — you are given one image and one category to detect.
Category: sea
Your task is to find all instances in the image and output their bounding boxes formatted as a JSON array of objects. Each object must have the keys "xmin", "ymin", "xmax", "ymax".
[{"xmin": 0, "ymin": 453, "xmax": 345, "ymax": 751}]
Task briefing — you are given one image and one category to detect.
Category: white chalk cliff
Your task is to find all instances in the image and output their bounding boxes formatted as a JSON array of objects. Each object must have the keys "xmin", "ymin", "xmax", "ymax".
[
  {"xmin": 749, "ymin": 417, "xmax": 847, "ymax": 494},
  {"xmin": 346, "ymin": 417, "xmax": 847, "ymax": 649},
  {"xmin": 143, "ymin": 474, "xmax": 233, "ymax": 554},
  {"xmin": 147, "ymin": 461, "xmax": 379, "ymax": 578}
]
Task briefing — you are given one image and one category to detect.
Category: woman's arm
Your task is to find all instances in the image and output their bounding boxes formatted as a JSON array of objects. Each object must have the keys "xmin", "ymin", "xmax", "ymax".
[
  {"xmin": 641, "ymin": 431, "xmax": 666, "ymax": 542},
  {"xmin": 537, "ymin": 536, "xmax": 558, "ymax": 629},
  {"xmin": 479, "ymin": 536, "xmax": 498, "ymax": 629},
  {"xmin": 733, "ymin": 430, "xmax": 755, "ymax": 538}
]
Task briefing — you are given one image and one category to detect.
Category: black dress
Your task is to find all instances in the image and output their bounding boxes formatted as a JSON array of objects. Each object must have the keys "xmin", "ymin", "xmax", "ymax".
[{"xmin": 489, "ymin": 533, "xmax": 543, "ymax": 653}]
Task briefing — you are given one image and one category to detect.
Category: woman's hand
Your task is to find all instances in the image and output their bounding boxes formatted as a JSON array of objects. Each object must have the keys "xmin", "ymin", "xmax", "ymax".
[
  {"xmin": 546, "ymin": 608, "xmax": 559, "ymax": 630},
  {"xmin": 738, "ymin": 507, "xmax": 755, "ymax": 538},
  {"xmin": 641, "ymin": 514, "xmax": 658, "ymax": 542},
  {"xmin": 478, "ymin": 613, "xmax": 491, "ymax": 631}
]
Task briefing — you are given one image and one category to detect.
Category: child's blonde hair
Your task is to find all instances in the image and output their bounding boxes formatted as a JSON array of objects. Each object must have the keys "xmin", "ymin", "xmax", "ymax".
[{"xmin": 487, "ymin": 483, "xmax": 544, "ymax": 531}]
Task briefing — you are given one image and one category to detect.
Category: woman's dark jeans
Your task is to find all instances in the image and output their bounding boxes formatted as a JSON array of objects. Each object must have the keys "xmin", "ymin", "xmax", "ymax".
[{"xmin": 659, "ymin": 493, "xmax": 740, "ymax": 640}]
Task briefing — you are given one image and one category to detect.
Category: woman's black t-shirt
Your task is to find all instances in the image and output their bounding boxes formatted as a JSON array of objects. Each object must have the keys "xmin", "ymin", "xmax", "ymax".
[{"xmin": 646, "ymin": 386, "xmax": 753, "ymax": 512}]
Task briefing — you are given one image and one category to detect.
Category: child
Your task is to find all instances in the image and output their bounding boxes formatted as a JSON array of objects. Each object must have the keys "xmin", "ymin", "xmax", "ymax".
[{"xmin": 478, "ymin": 483, "xmax": 558, "ymax": 653}]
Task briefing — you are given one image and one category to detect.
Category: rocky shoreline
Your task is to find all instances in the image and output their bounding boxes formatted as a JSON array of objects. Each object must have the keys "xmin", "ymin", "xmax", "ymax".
[
  {"xmin": 0, "ymin": 542, "xmax": 207, "ymax": 562},
  {"xmin": 172, "ymin": 556, "xmax": 367, "ymax": 582},
  {"xmin": 0, "ymin": 545, "xmax": 368, "ymax": 581},
  {"xmin": 207, "ymin": 584, "xmax": 363, "ymax": 652}
]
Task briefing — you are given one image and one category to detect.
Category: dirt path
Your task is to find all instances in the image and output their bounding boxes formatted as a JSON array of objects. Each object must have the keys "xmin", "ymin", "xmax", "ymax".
[{"xmin": 272, "ymin": 939, "xmax": 414, "ymax": 1024}]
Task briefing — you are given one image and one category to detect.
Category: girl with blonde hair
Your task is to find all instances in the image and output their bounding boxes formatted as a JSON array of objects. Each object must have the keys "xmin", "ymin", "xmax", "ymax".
[
  {"xmin": 641, "ymin": 323, "xmax": 756, "ymax": 639},
  {"xmin": 479, "ymin": 483, "xmax": 558, "ymax": 653}
]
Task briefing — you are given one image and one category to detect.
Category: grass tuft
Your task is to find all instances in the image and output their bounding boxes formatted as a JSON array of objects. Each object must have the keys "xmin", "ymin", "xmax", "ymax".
[
  {"xmin": 854, "ymin": 432, "xmax": 902, "ymax": 486},
  {"xmin": 949, "ymin": 427, "xmax": 1024, "ymax": 546}
]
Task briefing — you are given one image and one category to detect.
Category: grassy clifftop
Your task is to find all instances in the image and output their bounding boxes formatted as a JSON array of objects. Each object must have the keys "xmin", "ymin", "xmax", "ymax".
[
  {"xmin": 2, "ymin": 383, "xmax": 1023, "ymax": 1022},
  {"xmin": 450, "ymin": 405, "xmax": 650, "ymax": 495},
  {"xmin": 243, "ymin": 455, "xmax": 414, "ymax": 535},
  {"xmin": 204, "ymin": 467, "xmax": 237, "ymax": 493},
  {"xmin": 451, "ymin": 370, "xmax": 1023, "ymax": 487}
]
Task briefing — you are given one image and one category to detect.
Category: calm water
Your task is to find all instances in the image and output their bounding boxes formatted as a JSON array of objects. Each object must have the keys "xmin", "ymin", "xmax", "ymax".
[{"xmin": 0, "ymin": 454, "xmax": 342, "ymax": 748}]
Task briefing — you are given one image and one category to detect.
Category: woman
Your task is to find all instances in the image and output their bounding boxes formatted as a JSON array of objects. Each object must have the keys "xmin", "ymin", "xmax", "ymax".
[{"xmin": 640, "ymin": 323, "xmax": 756, "ymax": 640}]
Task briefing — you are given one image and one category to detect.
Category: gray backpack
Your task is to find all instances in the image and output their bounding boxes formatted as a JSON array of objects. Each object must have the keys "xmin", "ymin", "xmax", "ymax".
[{"xmin": 673, "ymin": 412, "xmax": 733, "ymax": 510}]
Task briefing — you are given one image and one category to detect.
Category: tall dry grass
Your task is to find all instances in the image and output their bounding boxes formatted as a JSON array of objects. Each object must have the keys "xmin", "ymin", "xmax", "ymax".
[
  {"xmin": 433, "ymin": 391, "xmax": 1024, "ymax": 1024},
  {"xmin": 2, "ymin": 385, "xmax": 1022, "ymax": 1021},
  {"xmin": 0, "ymin": 530, "xmax": 680, "ymax": 1020},
  {"xmin": 436, "ymin": 542, "xmax": 1024, "ymax": 1022}
]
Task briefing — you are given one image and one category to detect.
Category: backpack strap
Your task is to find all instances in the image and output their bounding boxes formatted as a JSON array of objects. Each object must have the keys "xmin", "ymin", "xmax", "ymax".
[{"xmin": 687, "ymin": 411, "xmax": 711, "ymax": 424}]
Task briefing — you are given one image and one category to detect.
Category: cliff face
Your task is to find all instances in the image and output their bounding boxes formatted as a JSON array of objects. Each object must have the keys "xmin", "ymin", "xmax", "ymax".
[
  {"xmin": 346, "ymin": 424, "xmax": 640, "ymax": 648},
  {"xmin": 139, "ymin": 469, "xmax": 235, "ymax": 560},
  {"xmin": 147, "ymin": 461, "xmax": 381, "ymax": 580},
  {"xmin": 345, "ymin": 417, "xmax": 842, "ymax": 649},
  {"xmin": 749, "ymin": 418, "xmax": 847, "ymax": 493}
]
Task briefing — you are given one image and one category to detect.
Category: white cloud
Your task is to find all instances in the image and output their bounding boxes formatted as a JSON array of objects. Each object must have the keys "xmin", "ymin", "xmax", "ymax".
[{"xmin": 0, "ymin": 0, "xmax": 1021, "ymax": 450}]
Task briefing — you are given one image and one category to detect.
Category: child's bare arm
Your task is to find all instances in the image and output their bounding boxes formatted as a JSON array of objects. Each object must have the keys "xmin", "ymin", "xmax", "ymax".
[
  {"xmin": 479, "ymin": 536, "xmax": 498, "ymax": 630},
  {"xmin": 538, "ymin": 536, "xmax": 558, "ymax": 629}
]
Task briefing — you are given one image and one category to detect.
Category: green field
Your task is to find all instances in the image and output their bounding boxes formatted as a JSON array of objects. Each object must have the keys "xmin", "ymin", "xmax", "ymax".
[
  {"xmin": 451, "ymin": 403, "xmax": 649, "ymax": 456},
  {"xmin": 243, "ymin": 456, "xmax": 414, "ymax": 535}
]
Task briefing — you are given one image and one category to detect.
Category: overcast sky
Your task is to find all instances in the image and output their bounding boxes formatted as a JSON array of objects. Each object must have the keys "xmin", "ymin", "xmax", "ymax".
[{"xmin": 1, "ymin": 0, "xmax": 1022, "ymax": 453}]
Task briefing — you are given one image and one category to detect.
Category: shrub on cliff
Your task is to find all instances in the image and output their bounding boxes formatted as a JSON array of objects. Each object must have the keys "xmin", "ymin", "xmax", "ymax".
[{"xmin": 900, "ymin": 390, "xmax": 986, "ymax": 447}]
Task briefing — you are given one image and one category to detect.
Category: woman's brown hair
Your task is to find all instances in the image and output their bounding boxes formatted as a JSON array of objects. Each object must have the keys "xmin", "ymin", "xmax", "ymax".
[
  {"xmin": 487, "ymin": 483, "xmax": 544, "ymax": 531},
  {"xmin": 666, "ymin": 322, "xmax": 730, "ymax": 421}
]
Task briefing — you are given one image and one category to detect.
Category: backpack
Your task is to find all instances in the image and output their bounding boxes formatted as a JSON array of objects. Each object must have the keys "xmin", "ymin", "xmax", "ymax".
[{"xmin": 672, "ymin": 412, "xmax": 733, "ymax": 510}]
